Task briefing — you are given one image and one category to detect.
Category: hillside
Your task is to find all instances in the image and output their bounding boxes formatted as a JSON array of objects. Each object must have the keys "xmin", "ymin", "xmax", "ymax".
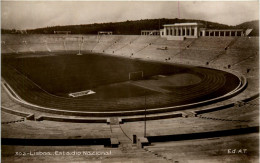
[
  {"xmin": 235, "ymin": 20, "xmax": 259, "ymax": 36},
  {"xmin": 1, "ymin": 18, "xmax": 259, "ymax": 36}
]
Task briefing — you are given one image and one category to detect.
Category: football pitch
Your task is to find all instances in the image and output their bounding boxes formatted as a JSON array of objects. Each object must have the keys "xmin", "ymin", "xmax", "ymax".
[{"xmin": 2, "ymin": 51, "xmax": 240, "ymax": 112}]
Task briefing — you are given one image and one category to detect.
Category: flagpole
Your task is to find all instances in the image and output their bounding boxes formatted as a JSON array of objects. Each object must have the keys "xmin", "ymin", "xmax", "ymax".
[{"xmin": 144, "ymin": 91, "xmax": 147, "ymax": 137}]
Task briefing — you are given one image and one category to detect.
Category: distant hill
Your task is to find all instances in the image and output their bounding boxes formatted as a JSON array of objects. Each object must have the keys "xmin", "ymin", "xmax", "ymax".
[
  {"xmin": 1, "ymin": 18, "xmax": 259, "ymax": 36},
  {"xmin": 235, "ymin": 20, "xmax": 259, "ymax": 36}
]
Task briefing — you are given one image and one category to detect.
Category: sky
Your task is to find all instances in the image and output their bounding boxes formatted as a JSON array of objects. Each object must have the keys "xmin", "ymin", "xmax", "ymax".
[{"xmin": 1, "ymin": 1, "xmax": 259, "ymax": 30}]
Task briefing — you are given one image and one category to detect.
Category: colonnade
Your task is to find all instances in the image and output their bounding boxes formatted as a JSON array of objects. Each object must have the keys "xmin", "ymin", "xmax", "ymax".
[
  {"xmin": 201, "ymin": 30, "xmax": 243, "ymax": 37},
  {"xmin": 141, "ymin": 30, "xmax": 160, "ymax": 35},
  {"xmin": 163, "ymin": 26, "xmax": 198, "ymax": 37},
  {"xmin": 98, "ymin": 31, "xmax": 113, "ymax": 35}
]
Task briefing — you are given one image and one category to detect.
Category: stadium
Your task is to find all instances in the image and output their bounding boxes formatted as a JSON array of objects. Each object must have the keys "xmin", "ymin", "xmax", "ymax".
[{"xmin": 1, "ymin": 2, "xmax": 259, "ymax": 163}]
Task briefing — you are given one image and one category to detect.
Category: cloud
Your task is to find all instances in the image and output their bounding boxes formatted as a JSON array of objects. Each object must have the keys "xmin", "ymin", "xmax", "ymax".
[
  {"xmin": 180, "ymin": 1, "xmax": 259, "ymax": 25},
  {"xmin": 1, "ymin": 1, "xmax": 259, "ymax": 30}
]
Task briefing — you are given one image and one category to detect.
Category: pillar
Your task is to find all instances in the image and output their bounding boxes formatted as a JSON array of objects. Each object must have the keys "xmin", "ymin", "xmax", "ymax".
[
  {"xmin": 180, "ymin": 27, "xmax": 183, "ymax": 36},
  {"xmin": 164, "ymin": 27, "xmax": 166, "ymax": 37},
  {"xmin": 189, "ymin": 26, "xmax": 192, "ymax": 36},
  {"xmin": 194, "ymin": 27, "xmax": 198, "ymax": 37},
  {"xmin": 185, "ymin": 27, "xmax": 187, "ymax": 36}
]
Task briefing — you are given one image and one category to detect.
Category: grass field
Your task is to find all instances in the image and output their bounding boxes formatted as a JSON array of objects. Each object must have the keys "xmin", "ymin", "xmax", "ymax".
[
  {"xmin": 3, "ymin": 52, "xmax": 190, "ymax": 97},
  {"xmin": 2, "ymin": 52, "xmax": 240, "ymax": 112}
]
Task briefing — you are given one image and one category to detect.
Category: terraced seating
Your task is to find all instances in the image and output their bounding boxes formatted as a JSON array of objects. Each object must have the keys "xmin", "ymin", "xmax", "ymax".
[
  {"xmin": 2, "ymin": 120, "xmax": 111, "ymax": 139},
  {"xmin": 144, "ymin": 133, "xmax": 258, "ymax": 162},
  {"xmin": 210, "ymin": 48, "xmax": 257, "ymax": 67},
  {"xmin": 26, "ymin": 43, "xmax": 48, "ymax": 52},
  {"xmin": 106, "ymin": 42, "xmax": 128, "ymax": 54},
  {"xmin": 131, "ymin": 36, "xmax": 159, "ymax": 44},
  {"xmin": 0, "ymin": 35, "xmax": 255, "ymax": 115},
  {"xmin": 174, "ymin": 49, "xmax": 223, "ymax": 63},
  {"xmin": 120, "ymin": 115, "xmax": 251, "ymax": 138},
  {"xmin": 1, "ymin": 111, "xmax": 24, "ymax": 124},
  {"xmin": 2, "ymin": 144, "xmax": 168, "ymax": 162},
  {"xmin": 80, "ymin": 41, "xmax": 97, "ymax": 51},
  {"xmin": 47, "ymin": 42, "xmax": 65, "ymax": 52},
  {"xmin": 64, "ymin": 41, "xmax": 80, "ymax": 51},
  {"xmin": 1, "ymin": 44, "xmax": 16, "ymax": 54},
  {"xmin": 27, "ymin": 35, "xmax": 54, "ymax": 44},
  {"xmin": 92, "ymin": 42, "xmax": 114, "ymax": 53},
  {"xmin": 229, "ymin": 37, "xmax": 259, "ymax": 50},
  {"xmin": 105, "ymin": 36, "xmax": 140, "ymax": 54},
  {"xmin": 5, "ymin": 44, "xmax": 29, "ymax": 53},
  {"xmin": 1, "ymin": 34, "xmax": 258, "ymax": 163},
  {"xmin": 117, "ymin": 37, "xmax": 171, "ymax": 57},
  {"xmin": 2, "ymin": 34, "xmax": 25, "ymax": 44},
  {"xmin": 82, "ymin": 35, "xmax": 99, "ymax": 41},
  {"xmin": 189, "ymin": 37, "xmax": 234, "ymax": 49},
  {"xmin": 199, "ymin": 98, "xmax": 259, "ymax": 123},
  {"xmin": 121, "ymin": 35, "xmax": 141, "ymax": 43},
  {"xmin": 233, "ymin": 55, "xmax": 259, "ymax": 69},
  {"xmin": 135, "ymin": 45, "xmax": 182, "ymax": 62},
  {"xmin": 98, "ymin": 35, "xmax": 120, "ymax": 42},
  {"xmin": 105, "ymin": 36, "xmax": 140, "ymax": 55},
  {"xmin": 115, "ymin": 44, "xmax": 148, "ymax": 55},
  {"xmin": 153, "ymin": 37, "xmax": 193, "ymax": 48},
  {"xmin": 90, "ymin": 36, "xmax": 121, "ymax": 52},
  {"xmin": 133, "ymin": 45, "xmax": 162, "ymax": 57}
]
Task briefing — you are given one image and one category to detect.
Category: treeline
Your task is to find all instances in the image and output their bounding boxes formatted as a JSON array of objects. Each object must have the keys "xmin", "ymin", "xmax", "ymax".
[
  {"xmin": 235, "ymin": 20, "xmax": 259, "ymax": 36},
  {"xmin": 27, "ymin": 18, "xmax": 233, "ymax": 34},
  {"xmin": 1, "ymin": 18, "xmax": 259, "ymax": 36}
]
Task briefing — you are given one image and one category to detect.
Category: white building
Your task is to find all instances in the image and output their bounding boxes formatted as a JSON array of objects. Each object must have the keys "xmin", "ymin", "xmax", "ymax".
[
  {"xmin": 54, "ymin": 31, "xmax": 71, "ymax": 34},
  {"xmin": 161, "ymin": 23, "xmax": 201, "ymax": 40},
  {"xmin": 160, "ymin": 23, "xmax": 251, "ymax": 40},
  {"xmin": 98, "ymin": 31, "xmax": 113, "ymax": 35},
  {"xmin": 141, "ymin": 30, "xmax": 160, "ymax": 35},
  {"xmin": 199, "ymin": 28, "xmax": 245, "ymax": 37}
]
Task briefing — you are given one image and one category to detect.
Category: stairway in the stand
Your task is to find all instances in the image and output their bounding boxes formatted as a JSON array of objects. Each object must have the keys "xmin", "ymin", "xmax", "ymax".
[
  {"xmin": 109, "ymin": 117, "xmax": 170, "ymax": 162},
  {"xmin": 110, "ymin": 117, "xmax": 132, "ymax": 148}
]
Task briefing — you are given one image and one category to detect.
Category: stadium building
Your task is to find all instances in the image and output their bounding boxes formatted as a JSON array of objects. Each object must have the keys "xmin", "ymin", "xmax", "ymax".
[
  {"xmin": 1, "ymin": 21, "xmax": 259, "ymax": 162},
  {"xmin": 141, "ymin": 30, "xmax": 160, "ymax": 35},
  {"xmin": 160, "ymin": 23, "xmax": 251, "ymax": 40}
]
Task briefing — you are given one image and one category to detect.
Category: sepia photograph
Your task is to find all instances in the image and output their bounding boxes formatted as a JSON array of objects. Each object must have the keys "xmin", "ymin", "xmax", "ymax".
[{"xmin": 1, "ymin": 1, "xmax": 259, "ymax": 162}]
